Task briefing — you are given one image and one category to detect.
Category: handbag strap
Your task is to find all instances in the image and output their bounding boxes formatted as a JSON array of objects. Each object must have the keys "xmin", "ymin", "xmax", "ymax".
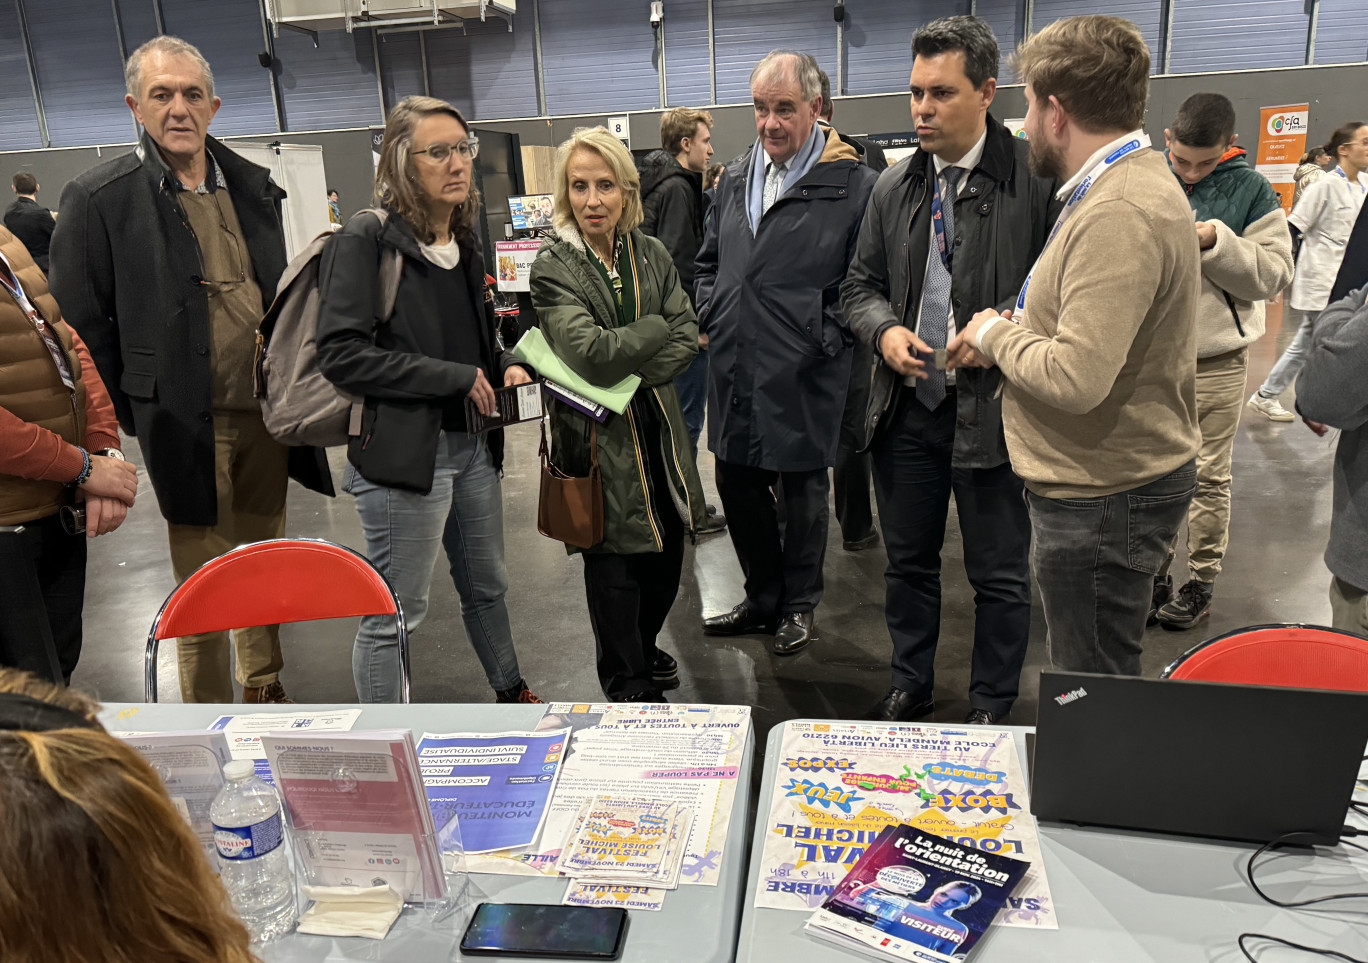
[{"xmin": 540, "ymin": 417, "xmax": 601, "ymax": 470}]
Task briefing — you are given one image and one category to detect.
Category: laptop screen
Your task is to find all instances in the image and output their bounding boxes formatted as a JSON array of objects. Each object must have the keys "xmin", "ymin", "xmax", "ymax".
[{"xmin": 1030, "ymin": 671, "xmax": 1368, "ymax": 845}]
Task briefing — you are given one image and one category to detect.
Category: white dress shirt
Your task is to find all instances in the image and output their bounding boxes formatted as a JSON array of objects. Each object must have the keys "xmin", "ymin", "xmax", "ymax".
[{"xmin": 905, "ymin": 126, "xmax": 988, "ymax": 387}]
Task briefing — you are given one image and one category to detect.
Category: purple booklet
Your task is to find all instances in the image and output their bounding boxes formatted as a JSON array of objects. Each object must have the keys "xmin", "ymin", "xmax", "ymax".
[{"xmin": 805, "ymin": 825, "xmax": 1029, "ymax": 961}]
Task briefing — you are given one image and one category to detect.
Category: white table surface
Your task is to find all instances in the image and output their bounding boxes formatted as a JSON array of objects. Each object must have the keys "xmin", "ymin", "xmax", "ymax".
[
  {"xmin": 735, "ymin": 720, "xmax": 1368, "ymax": 963},
  {"xmin": 103, "ymin": 702, "xmax": 755, "ymax": 963}
]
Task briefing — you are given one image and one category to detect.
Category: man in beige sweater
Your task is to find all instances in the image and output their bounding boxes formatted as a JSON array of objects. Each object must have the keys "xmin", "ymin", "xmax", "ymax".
[{"xmin": 947, "ymin": 15, "xmax": 1200, "ymax": 676}]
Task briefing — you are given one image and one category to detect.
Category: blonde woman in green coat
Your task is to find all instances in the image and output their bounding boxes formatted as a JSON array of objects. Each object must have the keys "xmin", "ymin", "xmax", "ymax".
[{"xmin": 530, "ymin": 127, "xmax": 707, "ymax": 702}]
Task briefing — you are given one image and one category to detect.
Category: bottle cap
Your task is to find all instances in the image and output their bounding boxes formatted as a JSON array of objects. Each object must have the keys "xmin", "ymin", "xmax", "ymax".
[{"xmin": 223, "ymin": 760, "xmax": 255, "ymax": 781}]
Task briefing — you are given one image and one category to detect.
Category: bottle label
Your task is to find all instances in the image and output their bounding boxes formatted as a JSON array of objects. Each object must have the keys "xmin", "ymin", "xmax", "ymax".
[{"xmin": 212, "ymin": 811, "xmax": 284, "ymax": 860}]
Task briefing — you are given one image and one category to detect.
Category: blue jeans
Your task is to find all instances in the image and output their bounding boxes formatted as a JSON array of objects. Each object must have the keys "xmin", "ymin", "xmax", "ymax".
[
  {"xmin": 675, "ymin": 348, "xmax": 709, "ymax": 453},
  {"xmin": 1257, "ymin": 308, "xmax": 1314, "ymax": 398},
  {"xmin": 343, "ymin": 432, "xmax": 522, "ymax": 702},
  {"xmin": 1028, "ymin": 461, "xmax": 1196, "ymax": 676}
]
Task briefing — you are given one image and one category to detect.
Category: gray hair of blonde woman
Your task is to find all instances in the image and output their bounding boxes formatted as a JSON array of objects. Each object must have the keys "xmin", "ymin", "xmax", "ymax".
[
  {"xmin": 750, "ymin": 50, "xmax": 823, "ymax": 103},
  {"xmin": 552, "ymin": 127, "xmax": 643, "ymax": 239},
  {"xmin": 125, "ymin": 36, "xmax": 215, "ymax": 100},
  {"xmin": 374, "ymin": 96, "xmax": 483, "ymax": 245}
]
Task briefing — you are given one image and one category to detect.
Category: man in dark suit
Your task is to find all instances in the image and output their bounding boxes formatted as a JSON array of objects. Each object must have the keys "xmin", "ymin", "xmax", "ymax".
[
  {"xmin": 50, "ymin": 36, "xmax": 331, "ymax": 704},
  {"xmin": 696, "ymin": 50, "xmax": 879, "ymax": 655},
  {"xmin": 841, "ymin": 17, "xmax": 1060, "ymax": 724},
  {"xmin": 4, "ymin": 172, "xmax": 56, "ymax": 273}
]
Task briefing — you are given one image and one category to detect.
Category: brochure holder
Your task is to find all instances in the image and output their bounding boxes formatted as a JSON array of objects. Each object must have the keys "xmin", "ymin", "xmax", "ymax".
[{"xmin": 261, "ymin": 730, "xmax": 469, "ymax": 927}]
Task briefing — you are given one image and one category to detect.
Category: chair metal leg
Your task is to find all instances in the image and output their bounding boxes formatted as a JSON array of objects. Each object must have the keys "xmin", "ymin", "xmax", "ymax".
[
  {"xmin": 144, "ymin": 630, "xmax": 161, "ymax": 703},
  {"xmin": 395, "ymin": 597, "xmax": 411, "ymax": 704}
]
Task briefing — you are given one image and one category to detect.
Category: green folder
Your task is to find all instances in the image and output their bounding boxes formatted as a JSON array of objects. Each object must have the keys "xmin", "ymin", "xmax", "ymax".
[{"xmin": 511, "ymin": 326, "xmax": 640, "ymax": 415}]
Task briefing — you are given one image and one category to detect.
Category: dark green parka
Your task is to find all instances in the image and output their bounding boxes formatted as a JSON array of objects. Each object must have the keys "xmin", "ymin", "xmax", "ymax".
[{"xmin": 529, "ymin": 226, "xmax": 707, "ymax": 554}]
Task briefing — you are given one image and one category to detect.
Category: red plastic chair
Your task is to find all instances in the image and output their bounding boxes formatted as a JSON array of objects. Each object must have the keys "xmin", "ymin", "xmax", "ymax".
[
  {"xmin": 145, "ymin": 538, "xmax": 409, "ymax": 703},
  {"xmin": 1160, "ymin": 623, "xmax": 1368, "ymax": 692}
]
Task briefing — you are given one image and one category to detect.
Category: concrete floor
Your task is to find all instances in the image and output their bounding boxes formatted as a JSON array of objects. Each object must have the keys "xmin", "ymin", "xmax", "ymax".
[{"xmin": 75, "ymin": 299, "xmax": 1337, "ymax": 750}]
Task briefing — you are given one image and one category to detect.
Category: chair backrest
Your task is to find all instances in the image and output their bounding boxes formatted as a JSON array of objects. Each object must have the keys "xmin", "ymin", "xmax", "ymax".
[
  {"xmin": 146, "ymin": 538, "xmax": 407, "ymax": 702},
  {"xmin": 1161, "ymin": 623, "xmax": 1368, "ymax": 692}
]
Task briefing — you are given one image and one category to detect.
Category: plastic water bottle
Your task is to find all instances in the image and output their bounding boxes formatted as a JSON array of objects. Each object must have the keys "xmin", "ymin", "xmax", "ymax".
[{"xmin": 210, "ymin": 760, "xmax": 298, "ymax": 943}]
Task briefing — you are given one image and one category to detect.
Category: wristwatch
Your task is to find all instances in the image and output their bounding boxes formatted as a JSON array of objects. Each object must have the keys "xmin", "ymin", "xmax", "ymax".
[{"xmin": 95, "ymin": 448, "xmax": 126, "ymax": 461}]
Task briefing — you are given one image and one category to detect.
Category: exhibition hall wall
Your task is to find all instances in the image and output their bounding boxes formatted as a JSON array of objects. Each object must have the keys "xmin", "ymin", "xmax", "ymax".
[{"xmin": 2, "ymin": 0, "xmax": 1366, "ymax": 152}]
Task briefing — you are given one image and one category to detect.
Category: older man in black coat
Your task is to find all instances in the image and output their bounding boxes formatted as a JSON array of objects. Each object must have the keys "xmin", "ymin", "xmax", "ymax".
[
  {"xmin": 49, "ymin": 36, "xmax": 330, "ymax": 705},
  {"xmin": 696, "ymin": 50, "xmax": 879, "ymax": 655}
]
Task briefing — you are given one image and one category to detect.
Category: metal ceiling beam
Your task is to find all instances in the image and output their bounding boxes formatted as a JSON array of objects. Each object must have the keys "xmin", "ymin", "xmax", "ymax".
[
  {"xmin": 152, "ymin": 0, "xmax": 164, "ymax": 35},
  {"xmin": 14, "ymin": 0, "xmax": 50, "ymax": 148},
  {"xmin": 532, "ymin": 0, "xmax": 546, "ymax": 116},
  {"xmin": 111, "ymin": 0, "xmax": 141, "ymax": 140},
  {"xmin": 1305, "ymin": 0, "xmax": 1320, "ymax": 65},
  {"xmin": 258, "ymin": 0, "xmax": 287, "ymax": 131}
]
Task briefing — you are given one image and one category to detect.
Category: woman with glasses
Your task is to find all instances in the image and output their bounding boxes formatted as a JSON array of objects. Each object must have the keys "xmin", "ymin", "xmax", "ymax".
[{"xmin": 316, "ymin": 96, "xmax": 541, "ymax": 705}]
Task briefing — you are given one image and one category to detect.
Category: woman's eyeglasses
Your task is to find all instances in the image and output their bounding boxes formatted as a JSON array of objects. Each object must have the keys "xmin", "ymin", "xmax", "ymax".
[{"xmin": 414, "ymin": 139, "xmax": 480, "ymax": 163}]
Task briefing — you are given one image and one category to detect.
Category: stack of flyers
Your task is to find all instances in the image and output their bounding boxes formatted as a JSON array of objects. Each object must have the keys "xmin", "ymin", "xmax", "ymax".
[{"xmin": 555, "ymin": 797, "xmax": 694, "ymax": 890}]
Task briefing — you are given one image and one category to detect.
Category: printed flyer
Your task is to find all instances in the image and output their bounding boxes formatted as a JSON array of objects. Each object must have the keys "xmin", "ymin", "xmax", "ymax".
[
  {"xmin": 807, "ymin": 825, "xmax": 1030, "ymax": 961},
  {"xmin": 500, "ymin": 702, "xmax": 750, "ymax": 886},
  {"xmin": 210, "ymin": 709, "xmax": 362, "ymax": 782},
  {"xmin": 416, "ymin": 728, "xmax": 569, "ymax": 854},
  {"xmin": 755, "ymin": 722, "xmax": 1055, "ymax": 929},
  {"xmin": 563, "ymin": 881, "xmax": 667, "ymax": 912}
]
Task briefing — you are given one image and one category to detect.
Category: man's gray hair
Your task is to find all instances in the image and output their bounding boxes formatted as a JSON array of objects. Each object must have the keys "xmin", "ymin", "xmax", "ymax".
[
  {"xmin": 911, "ymin": 16, "xmax": 1000, "ymax": 89},
  {"xmin": 125, "ymin": 36, "xmax": 215, "ymax": 100},
  {"xmin": 750, "ymin": 50, "xmax": 823, "ymax": 103}
]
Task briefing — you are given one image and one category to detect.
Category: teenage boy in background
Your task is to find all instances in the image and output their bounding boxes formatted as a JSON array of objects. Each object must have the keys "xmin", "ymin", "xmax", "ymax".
[{"xmin": 1152, "ymin": 93, "xmax": 1293, "ymax": 629}]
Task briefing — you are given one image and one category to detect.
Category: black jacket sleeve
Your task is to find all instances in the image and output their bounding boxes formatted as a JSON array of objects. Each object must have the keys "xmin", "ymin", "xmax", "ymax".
[
  {"xmin": 315, "ymin": 224, "xmax": 475, "ymax": 401},
  {"xmin": 641, "ymin": 178, "xmax": 699, "ymax": 301},
  {"xmin": 49, "ymin": 181, "xmax": 132, "ymax": 433}
]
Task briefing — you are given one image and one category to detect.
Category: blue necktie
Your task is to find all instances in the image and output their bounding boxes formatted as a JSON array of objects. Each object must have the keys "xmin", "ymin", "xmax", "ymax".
[{"xmin": 917, "ymin": 167, "xmax": 962, "ymax": 410}]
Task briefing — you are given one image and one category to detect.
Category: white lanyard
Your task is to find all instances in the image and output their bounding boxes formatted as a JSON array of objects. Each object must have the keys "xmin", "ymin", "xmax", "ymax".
[
  {"xmin": 1014, "ymin": 132, "xmax": 1151, "ymax": 322},
  {"xmin": 0, "ymin": 249, "xmax": 75, "ymax": 390}
]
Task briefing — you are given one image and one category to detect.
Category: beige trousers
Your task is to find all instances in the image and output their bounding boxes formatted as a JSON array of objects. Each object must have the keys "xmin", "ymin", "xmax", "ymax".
[
  {"xmin": 1169, "ymin": 348, "xmax": 1248, "ymax": 583},
  {"xmin": 166, "ymin": 410, "xmax": 289, "ymax": 702},
  {"xmin": 1330, "ymin": 576, "xmax": 1368, "ymax": 637}
]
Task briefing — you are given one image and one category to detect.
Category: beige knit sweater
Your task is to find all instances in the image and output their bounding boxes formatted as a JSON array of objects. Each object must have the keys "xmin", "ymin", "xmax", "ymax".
[{"xmin": 979, "ymin": 147, "xmax": 1201, "ymax": 498}]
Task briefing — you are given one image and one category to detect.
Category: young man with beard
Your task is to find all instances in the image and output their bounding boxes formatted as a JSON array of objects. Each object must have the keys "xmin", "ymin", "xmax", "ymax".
[{"xmin": 947, "ymin": 15, "xmax": 1200, "ymax": 676}]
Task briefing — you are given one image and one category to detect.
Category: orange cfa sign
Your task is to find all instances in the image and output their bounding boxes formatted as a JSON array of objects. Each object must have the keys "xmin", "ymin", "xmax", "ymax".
[{"xmin": 1256, "ymin": 104, "xmax": 1310, "ymax": 215}]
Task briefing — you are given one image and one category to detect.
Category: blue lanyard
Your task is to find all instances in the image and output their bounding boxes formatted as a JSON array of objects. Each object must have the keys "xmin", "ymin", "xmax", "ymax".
[
  {"xmin": 1015, "ymin": 133, "xmax": 1151, "ymax": 319},
  {"xmin": 930, "ymin": 171, "xmax": 953, "ymax": 272},
  {"xmin": 1333, "ymin": 167, "xmax": 1365, "ymax": 195}
]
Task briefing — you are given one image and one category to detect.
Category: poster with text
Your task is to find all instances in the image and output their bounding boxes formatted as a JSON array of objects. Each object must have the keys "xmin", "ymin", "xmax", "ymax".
[
  {"xmin": 495, "ymin": 239, "xmax": 542, "ymax": 293},
  {"xmin": 755, "ymin": 722, "xmax": 1055, "ymax": 929},
  {"xmin": 1256, "ymin": 104, "xmax": 1310, "ymax": 215}
]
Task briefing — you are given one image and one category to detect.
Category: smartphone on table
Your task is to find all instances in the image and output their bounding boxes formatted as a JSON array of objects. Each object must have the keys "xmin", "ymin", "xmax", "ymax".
[{"xmin": 460, "ymin": 902, "xmax": 628, "ymax": 959}]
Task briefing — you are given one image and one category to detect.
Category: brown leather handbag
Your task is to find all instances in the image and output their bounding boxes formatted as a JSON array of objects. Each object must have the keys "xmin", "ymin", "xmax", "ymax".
[{"xmin": 537, "ymin": 420, "xmax": 603, "ymax": 549}]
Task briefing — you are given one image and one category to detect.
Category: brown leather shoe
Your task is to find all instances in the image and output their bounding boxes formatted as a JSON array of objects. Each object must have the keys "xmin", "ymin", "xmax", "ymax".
[{"xmin": 242, "ymin": 681, "xmax": 295, "ymax": 704}]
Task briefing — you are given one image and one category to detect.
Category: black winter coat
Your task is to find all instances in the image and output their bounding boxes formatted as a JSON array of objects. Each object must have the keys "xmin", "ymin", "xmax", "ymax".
[
  {"xmin": 841, "ymin": 118, "xmax": 1061, "ymax": 468},
  {"xmin": 315, "ymin": 209, "xmax": 513, "ymax": 494},
  {"xmin": 49, "ymin": 132, "xmax": 332, "ymax": 526},
  {"xmin": 3, "ymin": 197, "xmax": 55, "ymax": 272},
  {"xmin": 640, "ymin": 151, "xmax": 704, "ymax": 303},
  {"xmin": 696, "ymin": 129, "xmax": 879, "ymax": 472}
]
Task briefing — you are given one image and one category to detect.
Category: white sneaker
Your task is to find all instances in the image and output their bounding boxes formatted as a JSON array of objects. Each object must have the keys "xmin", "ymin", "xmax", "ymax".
[{"xmin": 1247, "ymin": 392, "xmax": 1295, "ymax": 422}]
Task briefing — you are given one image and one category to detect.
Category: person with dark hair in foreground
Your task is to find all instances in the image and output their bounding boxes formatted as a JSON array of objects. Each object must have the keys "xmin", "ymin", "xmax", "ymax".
[
  {"xmin": 947, "ymin": 15, "xmax": 1200, "ymax": 677},
  {"xmin": 0, "ymin": 668, "xmax": 259, "ymax": 963},
  {"xmin": 842, "ymin": 15, "xmax": 1059, "ymax": 724},
  {"xmin": 1152, "ymin": 92, "xmax": 1293, "ymax": 629}
]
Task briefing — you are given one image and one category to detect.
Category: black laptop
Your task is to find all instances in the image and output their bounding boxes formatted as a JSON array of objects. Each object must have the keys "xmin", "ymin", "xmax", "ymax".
[{"xmin": 1030, "ymin": 671, "xmax": 1368, "ymax": 845}]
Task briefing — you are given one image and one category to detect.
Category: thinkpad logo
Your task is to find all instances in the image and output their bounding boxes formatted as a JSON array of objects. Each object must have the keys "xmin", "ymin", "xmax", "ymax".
[{"xmin": 1054, "ymin": 687, "xmax": 1088, "ymax": 707}]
